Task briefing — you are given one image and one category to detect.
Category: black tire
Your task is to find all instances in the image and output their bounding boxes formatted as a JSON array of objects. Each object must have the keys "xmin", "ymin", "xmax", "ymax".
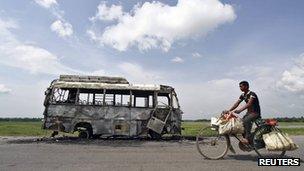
[
  {"xmin": 252, "ymin": 126, "xmax": 286, "ymax": 158},
  {"xmin": 78, "ymin": 130, "xmax": 90, "ymax": 139},
  {"xmin": 148, "ymin": 129, "xmax": 162, "ymax": 140},
  {"xmin": 196, "ymin": 126, "xmax": 229, "ymax": 160},
  {"xmin": 77, "ymin": 126, "xmax": 93, "ymax": 139}
]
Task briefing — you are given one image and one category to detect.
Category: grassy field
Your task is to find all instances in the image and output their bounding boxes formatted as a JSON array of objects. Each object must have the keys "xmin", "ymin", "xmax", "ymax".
[
  {"xmin": 181, "ymin": 121, "xmax": 209, "ymax": 136},
  {"xmin": 279, "ymin": 128, "xmax": 304, "ymax": 136},
  {"xmin": 0, "ymin": 121, "xmax": 55, "ymax": 136},
  {"xmin": 0, "ymin": 121, "xmax": 303, "ymax": 136},
  {"xmin": 277, "ymin": 122, "xmax": 304, "ymax": 126}
]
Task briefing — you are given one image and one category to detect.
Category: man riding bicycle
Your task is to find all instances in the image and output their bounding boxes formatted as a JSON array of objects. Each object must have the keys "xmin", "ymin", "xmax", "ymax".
[{"xmin": 228, "ymin": 81, "xmax": 261, "ymax": 144}]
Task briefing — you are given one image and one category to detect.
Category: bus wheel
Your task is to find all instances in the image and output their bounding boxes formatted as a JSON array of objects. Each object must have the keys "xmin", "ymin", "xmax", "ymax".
[
  {"xmin": 75, "ymin": 123, "xmax": 93, "ymax": 139},
  {"xmin": 77, "ymin": 127, "xmax": 92, "ymax": 139},
  {"xmin": 148, "ymin": 130, "xmax": 162, "ymax": 140},
  {"xmin": 78, "ymin": 130, "xmax": 90, "ymax": 139}
]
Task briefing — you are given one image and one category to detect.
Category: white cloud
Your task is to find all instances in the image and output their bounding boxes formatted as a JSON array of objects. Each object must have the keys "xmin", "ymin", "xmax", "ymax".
[
  {"xmin": 171, "ymin": 57, "xmax": 184, "ymax": 63},
  {"xmin": 1, "ymin": 44, "xmax": 80, "ymax": 75},
  {"xmin": 192, "ymin": 52, "xmax": 202, "ymax": 58},
  {"xmin": 0, "ymin": 17, "xmax": 17, "ymax": 30},
  {"xmin": 50, "ymin": 20, "xmax": 73, "ymax": 38},
  {"xmin": 35, "ymin": 0, "xmax": 74, "ymax": 38},
  {"xmin": 34, "ymin": 0, "xmax": 57, "ymax": 8},
  {"xmin": 278, "ymin": 53, "xmax": 304, "ymax": 93},
  {"xmin": 0, "ymin": 17, "xmax": 81, "ymax": 75},
  {"xmin": 89, "ymin": 0, "xmax": 236, "ymax": 51},
  {"xmin": 0, "ymin": 84, "xmax": 11, "ymax": 94},
  {"xmin": 0, "ymin": 18, "xmax": 18, "ymax": 44},
  {"xmin": 90, "ymin": 1, "xmax": 123, "ymax": 21},
  {"xmin": 86, "ymin": 29, "xmax": 99, "ymax": 42}
]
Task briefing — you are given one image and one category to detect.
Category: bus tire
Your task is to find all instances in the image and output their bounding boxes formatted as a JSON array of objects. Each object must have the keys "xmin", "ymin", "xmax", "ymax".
[
  {"xmin": 75, "ymin": 123, "xmax": 93, "ymax": 139},
  {"xmin": 78, "ymin": 130, "xmax": 90, "ymax": 139}
]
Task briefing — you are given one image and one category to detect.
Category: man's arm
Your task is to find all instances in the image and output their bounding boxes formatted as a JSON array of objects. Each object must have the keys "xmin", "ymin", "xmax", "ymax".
[
  {"xmin": 234, "ymin": 97, "xmax": 254, "ymax": 113},
  {"xmin": 228, "ymin": 99, "xmax": 242, "ymax": 112}
]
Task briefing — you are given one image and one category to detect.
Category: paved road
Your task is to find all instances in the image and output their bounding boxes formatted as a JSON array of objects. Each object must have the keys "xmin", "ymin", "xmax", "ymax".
[{"xmin": 0, "ymin": 136, "xmax": 303, "ymax": 171}]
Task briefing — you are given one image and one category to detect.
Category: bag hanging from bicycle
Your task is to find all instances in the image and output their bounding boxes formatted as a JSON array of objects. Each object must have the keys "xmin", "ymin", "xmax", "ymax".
[
  {"xmin": 262, "ymin": 131, "xmax": 298, "ymax": 151},
  {"xmin": 218, "ymin": 117, "xmax": 244, "ymax": 135}
]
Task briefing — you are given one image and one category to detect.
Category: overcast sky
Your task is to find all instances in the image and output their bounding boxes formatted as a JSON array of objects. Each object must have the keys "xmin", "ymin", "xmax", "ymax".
[{"xmin": 0, "ymin": 0, "xmax": 304, "ymax": 119}]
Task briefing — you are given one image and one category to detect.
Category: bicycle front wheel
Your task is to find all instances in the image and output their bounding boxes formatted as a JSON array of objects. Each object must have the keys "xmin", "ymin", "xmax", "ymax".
[{"xmin": 196, "ymin": 126, "xmax": 229, "ymax": 160}]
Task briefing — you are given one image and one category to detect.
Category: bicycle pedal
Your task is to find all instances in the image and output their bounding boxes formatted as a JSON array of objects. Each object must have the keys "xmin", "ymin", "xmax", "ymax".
[{"xmin": 238, "ymin": 142, "xmax": 253, "ymax": 152}]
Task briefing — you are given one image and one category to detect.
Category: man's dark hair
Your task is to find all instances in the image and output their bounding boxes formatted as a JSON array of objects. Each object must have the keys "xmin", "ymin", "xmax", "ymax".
[{"xmin": 239, "ymin": 81, "xmax": 249, "ymax": 87}]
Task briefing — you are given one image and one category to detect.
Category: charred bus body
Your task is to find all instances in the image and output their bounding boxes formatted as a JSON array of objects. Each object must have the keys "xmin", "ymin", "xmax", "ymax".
[{"xmin": 42, "ymin": 75, "xmax": 183, "ymax": 139}]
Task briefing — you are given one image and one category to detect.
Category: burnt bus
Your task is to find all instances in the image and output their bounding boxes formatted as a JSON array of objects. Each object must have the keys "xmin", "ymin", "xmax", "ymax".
[{"xmin": 42, "ymin": 75, "xmax": 183, "ymax": 139}]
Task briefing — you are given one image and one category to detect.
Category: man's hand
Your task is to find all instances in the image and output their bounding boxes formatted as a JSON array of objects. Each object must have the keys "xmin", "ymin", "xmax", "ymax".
[{"xmin": 222, "ymin": 110, "xmax": 229, "ymax": 114}]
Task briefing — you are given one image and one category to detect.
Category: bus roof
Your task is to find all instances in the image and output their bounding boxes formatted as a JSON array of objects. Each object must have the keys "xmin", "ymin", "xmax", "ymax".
[
  {"xmin": 50, "ymin": 75, "xmax": 173, "ymax": 92},
  {"xmin": 59, "ymin": 75, "xmax": 129, "ymax": 84}
]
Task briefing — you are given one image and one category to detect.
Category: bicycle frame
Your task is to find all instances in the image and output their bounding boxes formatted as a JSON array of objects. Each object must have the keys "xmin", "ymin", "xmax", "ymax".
[{"xmin": 225, "ymin": 119, "xmax": 277, "ymax": 153}]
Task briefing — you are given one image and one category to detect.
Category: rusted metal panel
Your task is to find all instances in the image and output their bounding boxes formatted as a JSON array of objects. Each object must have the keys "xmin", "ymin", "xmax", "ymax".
[{"xmin": 147, "ymin": 117, "xmax": 166, "ymax": 134}]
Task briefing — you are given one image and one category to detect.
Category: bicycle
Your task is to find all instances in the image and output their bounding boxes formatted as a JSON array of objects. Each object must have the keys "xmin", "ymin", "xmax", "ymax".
[{"xmin": 196, "ymin": 114, "xmax": 286, "ymax": 160}]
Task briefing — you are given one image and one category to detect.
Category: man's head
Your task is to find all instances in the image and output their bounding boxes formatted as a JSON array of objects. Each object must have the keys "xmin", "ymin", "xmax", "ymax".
[{"xmin": 239, "ymin": 81, "xmax": 249, "ymax": 92}]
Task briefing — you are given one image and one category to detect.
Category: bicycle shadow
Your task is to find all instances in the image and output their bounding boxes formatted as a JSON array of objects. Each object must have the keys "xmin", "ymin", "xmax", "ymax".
[{"xmin": 227, "ymin": 154, "xmax": 258, "ymax": 162}]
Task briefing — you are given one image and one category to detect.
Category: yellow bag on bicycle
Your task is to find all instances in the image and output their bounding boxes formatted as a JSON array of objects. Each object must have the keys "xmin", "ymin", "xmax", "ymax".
[
  {"xmin": 218, "ymin": 117, "xmax": 244, "ymax": 135},
  {"xmin": 263, "ymin": 131, "xmax": 298, "ymax": 151}
]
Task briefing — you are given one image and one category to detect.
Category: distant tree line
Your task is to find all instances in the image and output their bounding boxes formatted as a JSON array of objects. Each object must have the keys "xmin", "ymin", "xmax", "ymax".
[
  {"xmin": 275, "ymin": 117, "xmax": 304, "ymax": 122},
  {"xmin": 0, "ymin": 118, "xmax": 42, "ymax": 122}
]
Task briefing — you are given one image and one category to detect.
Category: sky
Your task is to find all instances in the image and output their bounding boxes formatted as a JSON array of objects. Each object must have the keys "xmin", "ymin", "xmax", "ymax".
[{"xmin": 0, "ymin": 0, "xmax": 304, "ymax": 119}]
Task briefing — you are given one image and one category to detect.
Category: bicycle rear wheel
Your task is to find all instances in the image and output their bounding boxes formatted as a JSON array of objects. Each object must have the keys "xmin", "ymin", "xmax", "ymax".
[{"xmin": 196, "ymin": 126, "xmax": 229, "ymax": 160}]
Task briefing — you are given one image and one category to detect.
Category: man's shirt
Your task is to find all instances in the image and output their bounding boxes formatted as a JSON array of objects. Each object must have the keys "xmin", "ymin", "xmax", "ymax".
[{"xmin": 239, "ymin": 91, "xmax": 261, "ymax": 115}]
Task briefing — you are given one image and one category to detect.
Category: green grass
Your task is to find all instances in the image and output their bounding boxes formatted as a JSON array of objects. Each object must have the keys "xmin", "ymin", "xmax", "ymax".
[
  {"xmin": 280, "ymin": 128, "xmax": 304, "ymax": 136},
  {"xmin": 277, "ymin": 122, "xmax": 304, "ymax": 126},
  {"xmin": 0, "ymin": 121, "xmax": 56, "ymax": 136},
  {"xmin": 181, "ymin": 121, "xmax": 209, "ymax": 136},
  {"xmin": 0, "ymin": 121, "xmax": 51, "ymax": 136},
  {"xmin": 0, "ymin": 121, "xmax": 303, "ymax": 137}
]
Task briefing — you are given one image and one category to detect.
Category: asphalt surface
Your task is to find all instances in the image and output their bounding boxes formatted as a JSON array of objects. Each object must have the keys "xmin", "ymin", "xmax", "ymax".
[{"xmin": 0, "ymin": 136, "xmax": 303, "ymax": 171}]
